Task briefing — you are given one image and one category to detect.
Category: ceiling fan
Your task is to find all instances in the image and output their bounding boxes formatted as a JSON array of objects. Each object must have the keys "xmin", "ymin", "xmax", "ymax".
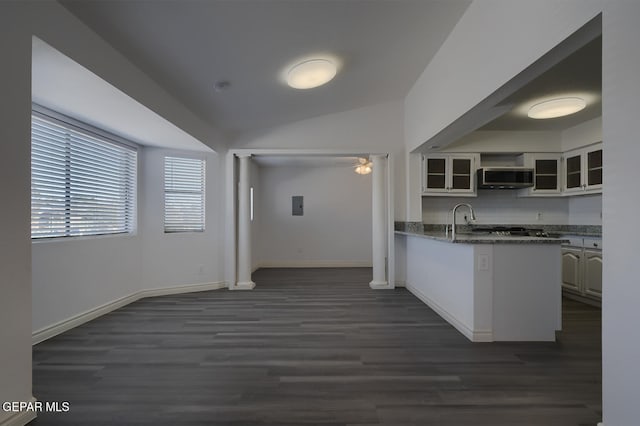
[{"xmin": 354, "ymin": 157, "xmax": 373, "ymax": 175}]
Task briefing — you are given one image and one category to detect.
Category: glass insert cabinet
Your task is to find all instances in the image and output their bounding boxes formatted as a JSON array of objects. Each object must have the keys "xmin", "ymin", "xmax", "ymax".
[
  {"xmin": 422, "ymin": 154, "xmax": 478, "ymax": 196},
  {"xmin": 519, "ymin": 153, "xmax": 563, "ymax": 196},
  {"xmin": 563, "ymin": 143, "xmax": 603, "ymax": 194}
]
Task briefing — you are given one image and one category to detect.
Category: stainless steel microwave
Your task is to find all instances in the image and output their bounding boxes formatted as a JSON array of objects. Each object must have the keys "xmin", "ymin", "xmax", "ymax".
[{"xmin": 476, "ymin": 167, "xmax": 534, "ymax": 189}]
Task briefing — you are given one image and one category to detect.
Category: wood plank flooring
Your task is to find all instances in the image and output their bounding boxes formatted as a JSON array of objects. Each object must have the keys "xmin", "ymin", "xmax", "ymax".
[{"xmin": 31, "ymin": 267, "xmax": 602, "ymax": 425}]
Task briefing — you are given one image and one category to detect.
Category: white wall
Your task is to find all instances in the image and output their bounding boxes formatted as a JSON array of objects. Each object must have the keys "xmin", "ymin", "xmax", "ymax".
[
  {"xmin": 601, "ymin": 3, "xmax": 640, "ymax": 424},
  {"xmin": 445, "ymin": 130, "xmax": 562, "ymax": 153},
  {"xmin": 405, "ymin": 237, "xmax": 476, "ymax": 334},
  {"xmin": 405, "ymin": 1, "xmax": 640, "ymax": 424},
  {"xmin": 16, "ymin": 1, "xmax": 228, "ymax": 343},
  {"xmin": 568, "ymin": 194, "xmax": 601, "ymax": 226},
  {"xmin": 0, "ymin": 4, "xmax": 34, "ymax": 424},
  {"xmin": 255, "ymin": 165, "xmax": 372, "ymax": 267},
  {"xmin": 140, "ymin": 148, "xmax": 224, "ymax": 291},
  {"xmin": 235, "ymin": 101, "xmax": 405, "ymax": 219},
  {"xmin": 562, "ymin": 116, "xmax": 602, "ymax": 152},
  {"xmin": 422, "ymin": 192, "xmax": 602, "ymax": 227},
  {"xmin": 32, "ymin": 147, "xmax": 226, "ymax": 334},
  {"xmin": 404, "ymin": 0, "xmax": 601, "ymax": 152},
  {"xmin": 27, "ymin": 1, "xmax": 226, "ymax": 153},
  {"xmin": 422, "ymin": 192, "xmax": 569, "ymax": 226},
  {"xmin": 32, "ymin": 236, "xmax": 142, "ymax": 333}
]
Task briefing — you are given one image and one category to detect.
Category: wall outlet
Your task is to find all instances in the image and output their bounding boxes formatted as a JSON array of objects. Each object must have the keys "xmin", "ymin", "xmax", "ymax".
[{"xmin": 477, "ymin": 254, "xmax": 490, "ymax": 271}]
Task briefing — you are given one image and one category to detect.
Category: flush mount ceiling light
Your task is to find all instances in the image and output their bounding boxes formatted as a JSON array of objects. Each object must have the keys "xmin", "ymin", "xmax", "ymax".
[
  {"xmin": 287, "ymin": 59, "xmax": 337, "ymax": 89},
  {"xmin": 527, "ymin": 97, "xmax": 587, "ymax": 119}
]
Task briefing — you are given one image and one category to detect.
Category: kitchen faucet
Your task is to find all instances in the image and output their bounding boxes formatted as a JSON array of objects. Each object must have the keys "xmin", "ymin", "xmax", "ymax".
[{"xmin": 450, "ymin": 203, "xmax": 477, "ymax": 240}]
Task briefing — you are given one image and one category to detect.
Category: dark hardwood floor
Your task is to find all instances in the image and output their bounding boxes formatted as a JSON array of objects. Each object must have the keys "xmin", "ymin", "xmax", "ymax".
[{"xmin": 31, "ymin": 268, "xmax": 602, "ymax": 425}]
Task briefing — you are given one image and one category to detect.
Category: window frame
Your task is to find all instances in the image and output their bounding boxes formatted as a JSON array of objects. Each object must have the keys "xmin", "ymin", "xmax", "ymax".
[
  {"xmin": 163, "ymin": 155, "xmax": 206, "ymax": 233},
  {"xmin": 31, "ymin": 105, "xmax": 138, "ymax": 240}
]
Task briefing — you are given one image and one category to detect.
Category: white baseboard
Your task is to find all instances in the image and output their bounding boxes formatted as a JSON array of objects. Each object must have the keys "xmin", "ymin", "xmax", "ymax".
[
  {"xmin": 142, "ymin": 281, "xmax": 227, "ymax": 298},
  {"xmin": 229, "ymin": 281, "xmax": 256, "ymax": 290},
  {"xmin": 32, "ymin": 281, "xmax": 227, "ymax": 345},
  {"xmin": 394, "ymin": 280, "xmax": 407, "ymax": 287},
  {"xmin": 0, "ymin": 397, "xmax": 37, "ymax": 426},
  {"xmin": 32, "ymin": 293, "xmax": 140, "ymax": 345},
  {"xmin": 406, "ymin": 282, "xmax": 493, "ymax": 343},
  {"xmin": 256, "ymin": 261, "xmax": 373, "ymax": 268},
  {"xmin": 369, "ymin": 280, "xmax": 392, "ymax": 290}
]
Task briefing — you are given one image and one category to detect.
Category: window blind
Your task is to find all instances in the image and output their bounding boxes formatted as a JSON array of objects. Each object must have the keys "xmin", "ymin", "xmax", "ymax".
[
  {"xmin": 31, "ymin": 113, "xmax": 137, "ymax": 239},
  {"xmin": 164, "ymin": 156, "xmax": 205, "ymax": 233}
]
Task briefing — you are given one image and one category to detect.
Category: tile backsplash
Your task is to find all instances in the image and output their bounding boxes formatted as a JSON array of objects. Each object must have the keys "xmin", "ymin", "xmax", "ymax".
[{"xmin": 422, "ymin": 191, "xmax": 602, "ymax": 226}]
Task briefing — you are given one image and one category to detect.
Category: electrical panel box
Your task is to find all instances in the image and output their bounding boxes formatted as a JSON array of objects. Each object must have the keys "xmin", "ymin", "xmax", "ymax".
[{"xmin": 292, "ymin": 196, "xmax": 303, "ymax": 216}]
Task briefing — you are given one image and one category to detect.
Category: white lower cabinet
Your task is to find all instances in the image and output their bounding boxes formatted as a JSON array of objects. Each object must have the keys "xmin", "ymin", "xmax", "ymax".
[
  {"xmin": 561, "ymin": 248, "xmax": 582, "ymax": 293},
  {"xmin": 561, "ymin": 237, "xmax": 602, "ymax": 304},
  {"xmin": 583, "ymin": 249, "xmax": 603, "ymax": 298}
]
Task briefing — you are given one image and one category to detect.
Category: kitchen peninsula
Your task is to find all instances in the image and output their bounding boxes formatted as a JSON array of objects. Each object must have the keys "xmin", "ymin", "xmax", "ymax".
[{"xmin": 397, "ymin": 228, "xmax": 567, "ymax": 342}]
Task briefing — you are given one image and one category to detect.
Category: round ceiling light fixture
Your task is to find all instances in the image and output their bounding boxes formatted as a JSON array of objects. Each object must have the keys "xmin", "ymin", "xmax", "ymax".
[
  {"xmin": 527, "ymin": 97, "xmax": 587, "ymax": 119},
  {"xmin": 287, "ymin": 59, "xmax": 337, "ymax": 89}
]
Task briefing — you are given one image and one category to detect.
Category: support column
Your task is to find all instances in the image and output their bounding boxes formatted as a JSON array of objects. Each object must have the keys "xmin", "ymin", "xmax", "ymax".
[
  {"xmin": 234, "ymin": 154, "xmax": 255, "ymax": 290},
  {"xmin": 370, "ymin": 154, "xmax": 389, "ymax": 289}
]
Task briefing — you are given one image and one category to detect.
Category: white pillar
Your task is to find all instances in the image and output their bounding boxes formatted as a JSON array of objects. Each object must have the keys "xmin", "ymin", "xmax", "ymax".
[
  {"xmin": 370, "ymin": 154, "xmax": 389, "ymax": 289},
  {"xmin": 234, "ymin": 154, "xmax": 255, "ymax": 290}
]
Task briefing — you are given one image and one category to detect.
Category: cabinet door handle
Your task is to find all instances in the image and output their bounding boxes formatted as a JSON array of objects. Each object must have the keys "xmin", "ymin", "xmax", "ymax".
[{"xmin": 593, "ymin": 243, "xmax": 598, "ymax": 247}]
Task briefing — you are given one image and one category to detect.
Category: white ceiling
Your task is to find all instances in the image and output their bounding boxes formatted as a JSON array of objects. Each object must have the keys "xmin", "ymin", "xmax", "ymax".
[
  {"xmin": 32, "ymin": 37, "xmax": 213, "ymax": 152},
  {"xmin": 59, "ymin": 0, "xmax": 472, "ymax": 140},
  {"xmin": 480, "ymin": 36, "xmax": 602, "ymax": 131}
]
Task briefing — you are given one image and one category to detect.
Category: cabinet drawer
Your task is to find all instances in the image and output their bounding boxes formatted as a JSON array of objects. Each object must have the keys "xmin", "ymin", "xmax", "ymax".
[
  {"xmin": 563, "ymin": 237, "xmax": 584, "ymax": 248},
  {"xmin": 562, "ymin": 236, "xmax": 602, "ymax": 250},
  {"xmin": 583, "ymin": 237, "xmax": 602, "ymax": 250}
]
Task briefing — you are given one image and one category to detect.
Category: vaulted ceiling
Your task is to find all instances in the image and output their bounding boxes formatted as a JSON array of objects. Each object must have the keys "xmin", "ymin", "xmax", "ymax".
[{"xmin": 60, "ymin": 0, "xmax": 471, "ymax": 140}]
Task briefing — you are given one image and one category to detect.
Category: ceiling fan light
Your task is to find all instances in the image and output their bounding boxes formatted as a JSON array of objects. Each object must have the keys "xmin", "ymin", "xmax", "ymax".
[
  {"xmin": 527, "ymin": 97, "xmax": 587, "ymax": 119},
  {"xmin": 354, "ymin": 161, "xmax": 372, "ymax": 175},
  {"xmin": 355, "ymin": 166, "xmax": 370, "ymax": 175},
  {"xmin": 287, "ymin": 59, "xmax": 337, "ymax": 89}
]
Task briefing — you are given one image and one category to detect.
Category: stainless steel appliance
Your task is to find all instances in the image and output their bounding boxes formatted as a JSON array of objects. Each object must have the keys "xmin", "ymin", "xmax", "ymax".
[
  {"xmin": 476, "ymin": 167, "xmax": 534, "ymax": 189},
  {"xmin": 471, "ymin": 226, "xmax": 549, "ymax": 237}
]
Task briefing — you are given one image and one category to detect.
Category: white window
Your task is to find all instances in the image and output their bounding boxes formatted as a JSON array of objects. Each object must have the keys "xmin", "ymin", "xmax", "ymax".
[
  {"xmin": 250, "ymin": 187, "xmax": 254, "ymax": 222},
  {"xmin": 164, "ymin": 156, "xmax": 205, "ymax": 233},
  {"xmin": 31, "ymin": 111, "xmax": 137, "ymax": 239}
]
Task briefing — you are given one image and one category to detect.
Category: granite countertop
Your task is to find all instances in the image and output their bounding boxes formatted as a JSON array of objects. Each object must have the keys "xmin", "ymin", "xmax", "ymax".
[
  {"xmin": 395, "ymin": 230, "xmax": 569, "ymax": 244},
  {"xmin": 395, "ymin": 222, "xmax": 601, "ymax": 240}
]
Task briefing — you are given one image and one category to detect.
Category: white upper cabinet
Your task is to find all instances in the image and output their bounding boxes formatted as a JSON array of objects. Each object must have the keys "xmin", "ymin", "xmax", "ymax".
[
  {"xmin": 422, "ymin": 154, "xmax": 478, "ymax": 196},
  {"xmin": 421, "ymin": 143, "xmax": 602, "ymax": 198},
  {"xmin": 563, "ymin": 143, "xmax": 603, "ymax": 194},
  {"xmin": 519, "ymin": 153, "xmax": 563, "ymax": 196}
]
